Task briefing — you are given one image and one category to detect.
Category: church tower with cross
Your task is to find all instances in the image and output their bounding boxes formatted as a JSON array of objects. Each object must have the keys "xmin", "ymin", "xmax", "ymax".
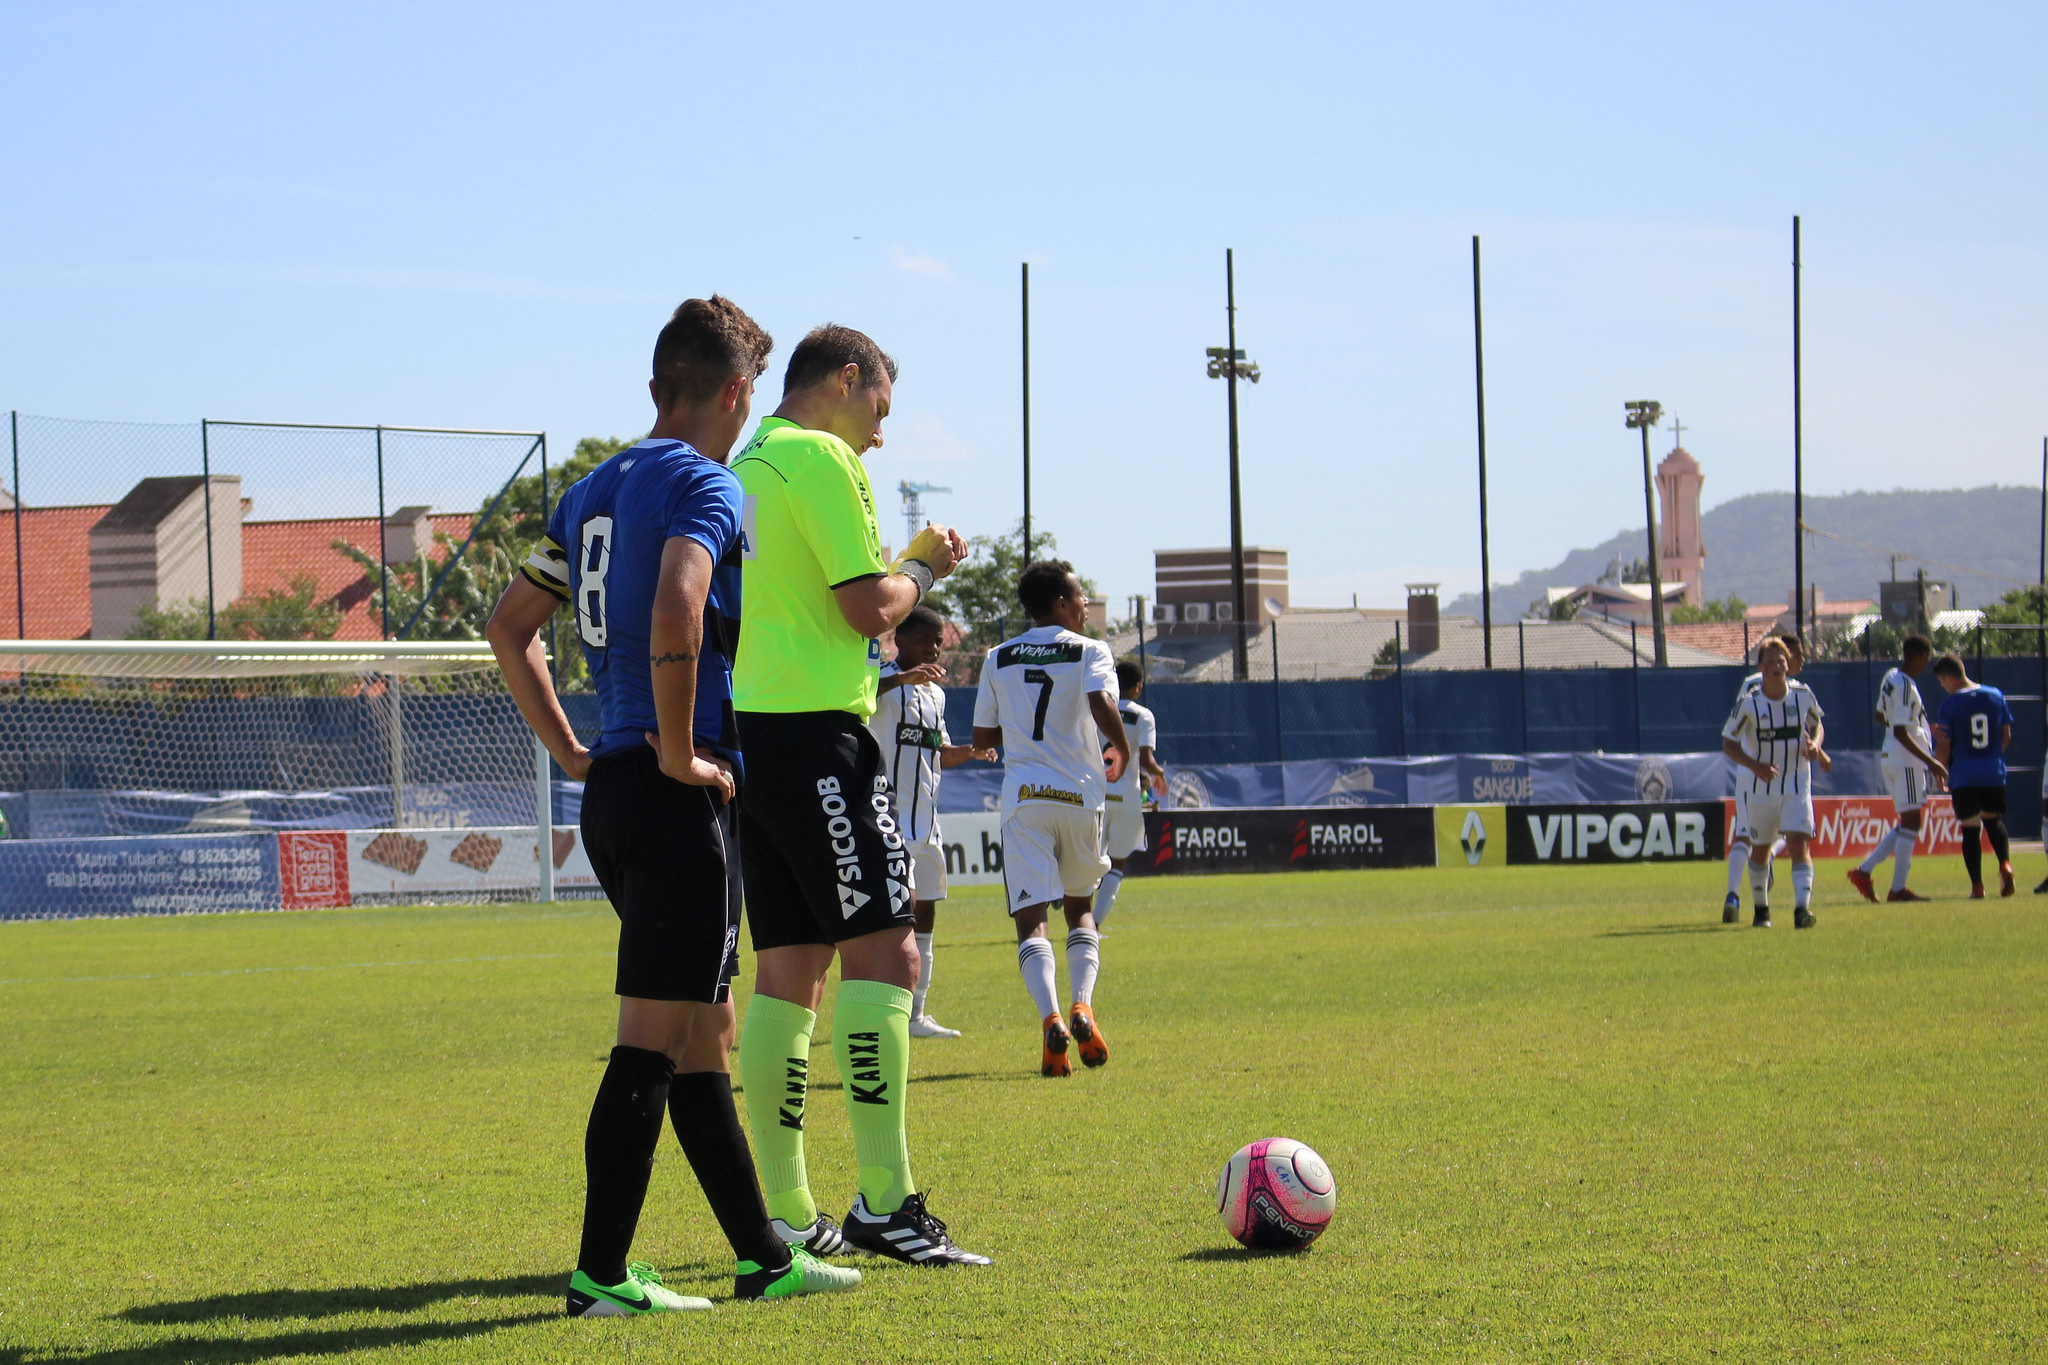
[{"xmin": 1654, "ymin": 418, "xmax": 1706, "ymax": 605}]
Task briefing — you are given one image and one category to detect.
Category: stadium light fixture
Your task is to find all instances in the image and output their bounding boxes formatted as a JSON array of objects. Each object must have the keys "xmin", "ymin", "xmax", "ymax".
[
  {"xmin": 1207, "ymin": 250, "xmax": 1259, "ymax": 682},
  {"xmin": 1623, "ymin": 401, "xmax": 1669, "ymax": 667}
]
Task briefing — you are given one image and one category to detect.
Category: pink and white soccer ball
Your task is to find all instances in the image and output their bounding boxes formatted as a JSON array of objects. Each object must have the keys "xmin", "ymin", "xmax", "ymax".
[{"xmin": 1215, "ymin": 1137, "xmax": 1336, "ymax": 1249}]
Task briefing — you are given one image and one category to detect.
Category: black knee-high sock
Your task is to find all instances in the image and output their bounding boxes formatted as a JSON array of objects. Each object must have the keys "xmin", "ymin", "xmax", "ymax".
[
  {"xmin": 669, "ymin": 1071, "xmax": 789, "ymax": 1270},
  {"xmin": 578, "ymin": 1045, "xmax": 675, "ymax": 1284},
  {"xmin": 1984, "ymin": 816, "xmax": 2011, "ymax": 866},
  {"xmin": 1961, "ymin": 826, "xmax": 1984, "ymax": 886}
]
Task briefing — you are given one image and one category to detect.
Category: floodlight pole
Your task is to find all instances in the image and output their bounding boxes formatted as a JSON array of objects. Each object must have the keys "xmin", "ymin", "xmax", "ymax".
[
  {"xmin": 1626, "ymin": 401, "xmax": 1669, "ymax": 667},
  {"xmin": 1225, "ymin": 249, "xmax": 1248, "ymax": 681},
  {"xmin": 1472, "ymin": 235, "xmax": 1493, "ymax": 669},
  {"xmin": 10, "ymin": 410, "xmax": 22, "ymax": 640},
  {"xmin": 1021, "ymin": 262, "xmax": 1033, "ymax": 564},
  {"xmin": 1792, "ymin": 215, "xmax": 1805, "ymax": 642}
]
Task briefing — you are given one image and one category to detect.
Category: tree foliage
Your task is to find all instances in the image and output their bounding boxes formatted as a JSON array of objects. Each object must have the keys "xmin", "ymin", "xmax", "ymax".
[
  {"xmin": 923, "ymin": 520, "xmax": 1099, "ymax": 654},
  {"xmin": 130, "ymin": 573, "xmax": 343, "ymax": 641},
  {"xmin": 1669, "ymin": 593, "xmax": 1748, "ymax": 625},
  {"xmin": 332, "ymin": 534, "xmax": 517, "ymax": 642}
]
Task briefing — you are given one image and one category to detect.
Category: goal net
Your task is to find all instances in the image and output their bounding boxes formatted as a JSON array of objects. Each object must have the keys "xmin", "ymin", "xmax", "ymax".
[{"xmin": 0, "ymin": 641, "xmax": 585, "ymax": 914}]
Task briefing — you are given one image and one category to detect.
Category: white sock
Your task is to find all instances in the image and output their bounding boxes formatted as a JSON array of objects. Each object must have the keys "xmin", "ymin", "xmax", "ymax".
[
  {"xmin": 1095, "ymin": 870, "xmax": 1124, "ymax": 926},
  {"xmin": 1016, "ymin": 938, "xmax": 1059, "ymax": 1021},
  {"xmin": 1767, "ymin": 841, "xmax": 1783, "ymax": 889},
  {"xmin": 1792, "ymin": 862, "xmax": 1813, "ymax": 910},
  {"xmin": 1892, "ymin": 827, "xmax": 1917, "ymax": 892},
  {"xmin": 1749, "ymin": 859, "xmax": 1769, "ymax": 908},
  {"xmin": 912, "ymin": 931, "xmax": 934, "ymax": 1018},
  {"xmin": 1726, "ymin": 841, "xmax": 1750, "ymax": 898},
  {"xmin": 1066, "ymin": 927, "xmax": 1101, "ymax": 1007},
  {"xmin": 1857, "ymin": 827, "xmax": 1896, "ymax": 875}
]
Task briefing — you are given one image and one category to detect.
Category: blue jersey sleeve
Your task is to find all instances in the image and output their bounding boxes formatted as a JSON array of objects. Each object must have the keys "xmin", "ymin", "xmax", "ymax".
[{"xmin": 664, "ymin": 461, "xmax": 742, "ymax": 563}]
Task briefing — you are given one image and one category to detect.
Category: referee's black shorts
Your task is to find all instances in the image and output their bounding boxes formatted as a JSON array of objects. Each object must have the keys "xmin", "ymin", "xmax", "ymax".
[
  {"xmin": 580, "ymin": 745, "xmax": 742, "ymax": 1003},
  {"xmin": 1951, "ymin": 784, "xmax": 2007, "ymax": 823},
  {"xmin": 735, "ymin": 709, "xmax": 916, "ymax": 951}
]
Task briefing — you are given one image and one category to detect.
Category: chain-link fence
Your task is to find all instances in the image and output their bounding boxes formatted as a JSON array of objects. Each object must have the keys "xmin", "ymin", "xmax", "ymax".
[{"xmin": 3, "ymin": 412, "xmax": 549, "ymax": 648}]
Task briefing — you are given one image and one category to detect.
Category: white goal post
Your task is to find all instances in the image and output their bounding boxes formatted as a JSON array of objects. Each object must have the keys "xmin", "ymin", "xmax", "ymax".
[{"xmin": 0, "ymin": 639, "xmax": 565, "ymax": 907}]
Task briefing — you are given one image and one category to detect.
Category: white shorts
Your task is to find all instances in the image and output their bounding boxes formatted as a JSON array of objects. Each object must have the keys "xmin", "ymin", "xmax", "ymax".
[
  {"xmin": 1103, "ymin": 791, "xmax": 1146, "ymax": 860},
  {"xmin": 906, "ymin": 836, "xmax": 948, "ymax": 902},
  {"xmin": 1001, "ymin": 801, "xmax": 1109, "ymax": 912},
  {"xmin": 1882, "ymin": 759, "xmax": 1929, "ymax": 815},
  {"xmin": 1741, "ymin": 791, "xmax": 1814, "ymax": 846}
]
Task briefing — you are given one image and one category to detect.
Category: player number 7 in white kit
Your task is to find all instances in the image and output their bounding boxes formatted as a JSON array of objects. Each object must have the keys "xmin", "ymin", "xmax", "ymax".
[{"xmin": 577, "ymin": 515, "xmax": 613, "ymax": 649}]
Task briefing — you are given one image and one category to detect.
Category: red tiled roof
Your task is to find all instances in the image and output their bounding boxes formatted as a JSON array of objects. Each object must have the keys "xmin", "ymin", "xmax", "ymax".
[
  {"xmin": 0, "ymin": 504, "xmax": 115, "ymax": 639},
  {"xmin": 241, "ymin": 515, "xmax": 475, "ymax": 639},
  {"xmin": 0, "ymin": 510, "xmax": 475, "ymax": 641}
]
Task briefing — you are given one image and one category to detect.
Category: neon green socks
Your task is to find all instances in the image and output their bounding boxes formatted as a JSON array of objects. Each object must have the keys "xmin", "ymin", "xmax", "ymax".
[
  {"xmin": 738, "ymin": 993, "xmax": 818, "ymax": 1229},
  {"xmin": 835, "ymin": 979, "xmax": 916, "ymax": 1215}
]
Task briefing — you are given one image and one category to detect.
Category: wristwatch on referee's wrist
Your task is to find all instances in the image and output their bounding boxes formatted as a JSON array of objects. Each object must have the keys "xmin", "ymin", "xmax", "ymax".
[{"xmin": 896, "ymin": 558, "xmax": 934, "ymax": 601}]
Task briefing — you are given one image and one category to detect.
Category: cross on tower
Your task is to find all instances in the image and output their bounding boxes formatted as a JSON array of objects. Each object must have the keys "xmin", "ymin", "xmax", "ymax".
[{"xmin": 1668, "ymin": 415, "xmax": 1685, "ymax": 450}]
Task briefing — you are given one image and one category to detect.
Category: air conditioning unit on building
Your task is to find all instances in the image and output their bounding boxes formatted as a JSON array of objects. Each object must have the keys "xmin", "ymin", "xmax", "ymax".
[
  {"xmin": 1151, "ymin": 603, "xmax": 1179, "ymax": 623},
  {"xmin": 1213, "ymin": 601, "xmax": 1235, "ymax": 622},
  {"xmin": 1181, "ymin": 601, "xmax": 1210, "ymax": 623}
]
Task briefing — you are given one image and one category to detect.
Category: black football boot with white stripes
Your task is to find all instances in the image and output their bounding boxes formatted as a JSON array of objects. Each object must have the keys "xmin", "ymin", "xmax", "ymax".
[
  {"xmin": 773, "ymin": 1211, "xmax": 852, "ymax": 1257},
  {"xmin": 843, "ymin": 1192, "xmax": 992, "ymax": 1266}
]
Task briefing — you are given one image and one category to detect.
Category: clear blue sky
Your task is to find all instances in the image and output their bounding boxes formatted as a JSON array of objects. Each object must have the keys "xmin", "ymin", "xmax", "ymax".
[{"xmin": 4, "ymin": 2, "xmax": 2043, "ymax": 609}]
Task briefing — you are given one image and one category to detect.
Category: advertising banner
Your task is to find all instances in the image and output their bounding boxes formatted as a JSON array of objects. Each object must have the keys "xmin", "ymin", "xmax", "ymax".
[
  {"xmin": 1504, "ymin": 802, "xmax": 1724, "ymax": 864},
  {"xmin": 1723, "ymin": 795, "xmax": 1963, "ymax": 860},
  {"xmin": 1435, "ymin": 805, "xmax": 1508, "ymax": 868},
  {"xmin": 933, "ymin": 811, "xmax": 1005, "ymax": 888},
  {"xmin": 0, "ymin": 832, "xmax": 281, "ymax": 920},
  {"xmin": 1125, "ymin": 807, "xmax": 1438, "ymax": 877},
  {"xmin": 273, "ymin": 826, "xmax": 602, "ymax": 907}
]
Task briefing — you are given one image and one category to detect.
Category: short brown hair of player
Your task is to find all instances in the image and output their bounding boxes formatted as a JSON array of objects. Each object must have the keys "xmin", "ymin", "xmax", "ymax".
[
  {"xmin": 1902, "ymin": 633, "xmax": 1934, "ymax": 661},
  {"xmin": 1931, "ymin": 652, "xmax": 1967, "ymax": 680},
  {"xmin": 652, "ymin": 296, "xmax": 773, "ymax": 410},
  {"xmin": 1757, "ymin": 636, "xmax": 1791, "ymax": 666},
  {"xmin": 782, "ymin": 324, "xmax": 899, "ymax": 396}
]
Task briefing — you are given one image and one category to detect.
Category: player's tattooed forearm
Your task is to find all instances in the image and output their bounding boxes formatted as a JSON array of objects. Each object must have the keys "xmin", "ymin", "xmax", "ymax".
[{"xmin": 651, "ymin": 652, "xmax": 698, "ymax": 667}]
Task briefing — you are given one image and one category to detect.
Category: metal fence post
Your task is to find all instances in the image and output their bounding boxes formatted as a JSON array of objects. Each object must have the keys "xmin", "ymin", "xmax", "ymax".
[
  {"xmin": 1518, "ymin": 619, "xmax": 1529, "ymax": 751},
  {"xmin": 375, "ymin": 425, "xmax": 389, "ymax": 640},
  {"xmin": 1631, "ymin": 621, "xmax": 1643, "ymax": 751},
  {"xmin": 536, "ymin": 735, "xmax": 556, "ymax": 903},
  {"xmin": 200, "ymin": 419, "xmax": 216, "ymax": 640},
  {"xmin": 10, "ymin": 411, "xmax": 22, "ymax": 640},
  {"xmin": 1269, "ymin": 618, "xmax": 1282, "ymax": 762},
  {"xmin": 539, "ymin": 432, "xmax": 555, "ymax": 680},
  {"xmin": 1394, "ymin": 620, "xmax": 1406, "ymax": 758}
]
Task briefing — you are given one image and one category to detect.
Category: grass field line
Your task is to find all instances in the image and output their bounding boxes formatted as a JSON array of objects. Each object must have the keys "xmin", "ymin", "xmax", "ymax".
[{"xmin": 0, "ymin": 948, "xmax": 611, "ymax": 988}]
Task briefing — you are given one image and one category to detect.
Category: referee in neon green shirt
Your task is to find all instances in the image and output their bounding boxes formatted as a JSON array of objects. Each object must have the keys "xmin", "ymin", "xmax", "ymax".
[{"xmin": 732, "ymin": 324, "xmax": 991, "ymax": 1266}]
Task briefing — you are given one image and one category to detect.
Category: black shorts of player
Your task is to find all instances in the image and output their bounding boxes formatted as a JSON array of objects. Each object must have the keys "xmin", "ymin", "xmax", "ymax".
[
  {"xmin": 580, "ymin": 745, "xmax": 742, "ymax": 1003},
  {"xmin": 1950, "ymin": 784, "xmax": 2007, "ymax": 823},
  {"xmin": 734, "ymin": 709, "xmax": 915, "ymax": 951}
]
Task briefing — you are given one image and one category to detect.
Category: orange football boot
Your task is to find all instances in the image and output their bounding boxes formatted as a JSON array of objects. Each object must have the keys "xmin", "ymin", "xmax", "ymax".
[
  {"xmin": 1041, "ymin": 1012, "xmax": 1072, "ymax": 1078},
  {"xmin": 1999, "ymin": 864, "xmax": 2016, "ymax": 898},
  {"xmin": 1069, "ymin": 1002, "xmax": 1109, "ymax": 1069},
  {"xmin": 1846, "ymin": 869, "xmax": 1877, "ymax": 903}
]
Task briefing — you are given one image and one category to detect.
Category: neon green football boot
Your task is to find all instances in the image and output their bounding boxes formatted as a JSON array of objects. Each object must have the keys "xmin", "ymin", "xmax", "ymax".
[
  {"xmin": 566, "ymin": 1261, "xmax": 713, "ymax": 1316},
  {"xmin": 735, "ymin": 1245, "xmax": 863, "ymax": 1300}
]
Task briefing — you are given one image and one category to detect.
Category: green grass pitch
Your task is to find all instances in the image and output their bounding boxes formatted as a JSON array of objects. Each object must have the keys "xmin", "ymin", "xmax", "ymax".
[{"xmin": 3, "ymin": 857, "xmax": 2045, "ymax": 1362}]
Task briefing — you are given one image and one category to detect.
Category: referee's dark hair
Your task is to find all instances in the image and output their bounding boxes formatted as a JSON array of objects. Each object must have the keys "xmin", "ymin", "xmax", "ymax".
[
  {"xmin": 898, "ymin": 604, "xmax": 946, "ymax": 640},
  {"xmin": 1018, "ymin": 559, "xmax": 1078, "ymax": 618},
  {"xmin": 652, "ymin": 296, "xmax": 773, "ymax": 410},
  {"xmin": 1931, "ymin": 652, "xmax": 1967, "ymax": 681},
  {"xmin": 1902, "ymin": 633, "xmax": 1934, "ymax": 662},
  {"xmin": 1115, "ymin": 659, "xmax": 1144, "ymax": 695},
  {"xmin": 783, "ymin": 324, "xmax": 899, "ymax": 395}
]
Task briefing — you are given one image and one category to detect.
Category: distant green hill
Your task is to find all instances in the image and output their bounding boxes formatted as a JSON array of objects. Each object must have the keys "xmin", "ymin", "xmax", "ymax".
[{"xmin": 1447, "ymin": 485, "xmax": 2037, "ymax": 619}]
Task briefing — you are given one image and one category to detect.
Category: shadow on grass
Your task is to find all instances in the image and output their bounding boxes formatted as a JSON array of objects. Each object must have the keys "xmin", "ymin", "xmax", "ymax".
[
  {"xmin": 1175, "ymin": 1245, "xmax": 1313, "ymax": 1262},
  {"xmin": 0, "ymin": 1311, "xmax": 557, "ymax": 1365},
  {"xmin": 116, "ymin": 1271, "xmax": 568, "ymax": 1325},
  {"xmin": 1597, "ymin": 922, "xmax": 1730, "ymax": 938}
]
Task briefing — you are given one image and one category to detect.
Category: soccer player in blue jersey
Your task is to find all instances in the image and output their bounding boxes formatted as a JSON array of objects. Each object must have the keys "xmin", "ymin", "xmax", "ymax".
[
  {"xmin": 487, "ymin": 296, "xmax": 858, "ymax": 1314},
  {"xmin": 1932, "ymin": 653, "xmax": 2017, "ymax": 899}
]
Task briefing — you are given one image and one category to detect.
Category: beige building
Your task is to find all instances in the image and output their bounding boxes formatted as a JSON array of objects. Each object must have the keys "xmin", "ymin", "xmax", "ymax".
[
  {"xmin": 88, "ymin": 475, "xmax": 244, "ymax": 638},
  {"xmin": 1151, "ymin": 546, "xmax": 1288, "ymax": 632}
]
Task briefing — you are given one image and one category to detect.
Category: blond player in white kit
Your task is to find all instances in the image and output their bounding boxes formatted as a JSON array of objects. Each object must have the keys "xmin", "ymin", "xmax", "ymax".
[
  {"xmin": 972, "ymin": 560, "xmax": 1131, "ymax": 1077},
  {"xmin": 869, "ymin": 604, "xmax": 996, "ymax": 1038}
]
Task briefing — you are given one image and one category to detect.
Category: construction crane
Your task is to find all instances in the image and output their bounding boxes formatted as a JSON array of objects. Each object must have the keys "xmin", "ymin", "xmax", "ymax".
[{"xmin": 898, "ymin": 480, "xmax": 951, "ymax": 552}]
